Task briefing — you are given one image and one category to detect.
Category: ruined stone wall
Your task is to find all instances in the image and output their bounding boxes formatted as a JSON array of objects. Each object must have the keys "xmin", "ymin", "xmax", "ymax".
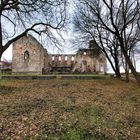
[
  {"xmin": 46, "ymin": 53, "xmax": 107, "ymax": 73},
  {"xmin": 42, "ymin": 49, "xmax": 50, "ymax": 73},
  {"xmin": 98, "ymin": 53, "xmax": 107, "ymax": 74},
  {"xmin": 72, "ymin": 55, "xmax": 97, "ymax": 73},
  {"xmin": 49, "ymin": 54, "xmax": 76, "ymax": 66},
  {"xmin": 72, "ymin": 53, "xmax": 106, "ymax": 73},
  {"xmin": 12, "ymin": 35, "xmax": 107, "ymax": 74},
  {"xmin": 12, "ymin": 35, "xmax": 45, "ymax": 74},
  {"xmin": 44, "ymin": 54, "xmax": 76, "ymax": 73}
]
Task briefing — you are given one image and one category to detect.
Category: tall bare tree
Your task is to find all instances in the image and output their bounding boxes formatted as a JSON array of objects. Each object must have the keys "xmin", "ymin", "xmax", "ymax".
[
  {"xmin": 0, "ymin": 0, "xmax": 67, "ymax": 60},
  {"xmin": 73, "ymin": 0, "xmax": 140, "ymax": 83},
  {"xmin": 73, "ymin": 1, "xmax": 122, "ymax": 78}
]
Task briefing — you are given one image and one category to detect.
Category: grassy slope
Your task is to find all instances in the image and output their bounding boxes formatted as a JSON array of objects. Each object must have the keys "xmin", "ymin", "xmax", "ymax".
[{"xmin": 0, "ymin": 79, "xmax": 140, "ymax": 140}]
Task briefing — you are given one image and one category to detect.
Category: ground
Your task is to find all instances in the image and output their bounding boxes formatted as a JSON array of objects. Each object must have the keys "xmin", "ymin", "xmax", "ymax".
[{"xmin": 0, "ymin": 78, "xmax": 140, "ymax": 140}]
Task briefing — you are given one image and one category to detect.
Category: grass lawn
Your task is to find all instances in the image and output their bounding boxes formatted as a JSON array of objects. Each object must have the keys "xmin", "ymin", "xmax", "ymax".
[
  {"xmin": 0, "ymin": 73, "xmax": 108, "ymax": 76},
  {"xmin": 0, "ymin": 79, "xmax": 140, "ymax": 140}
]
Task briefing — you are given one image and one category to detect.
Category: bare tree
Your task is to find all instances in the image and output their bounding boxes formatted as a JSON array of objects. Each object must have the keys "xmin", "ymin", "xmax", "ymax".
[
  {"xmin": 73, "ymin": 0, "xmax": 122, "ymax": 78},
  {"xmin": 73, "ymin": 0, "xmax": 140, "ymax": 83},
  {"xmin": 0, "ymin": 0, "xmax": 67, "ymax": 60}
]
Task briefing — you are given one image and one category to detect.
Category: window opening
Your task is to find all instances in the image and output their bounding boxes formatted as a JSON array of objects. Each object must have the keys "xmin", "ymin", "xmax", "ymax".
[
  {"xmin": 59, "ymin": 56, "xmax": 62, "ymax": 61},
  {"xmin": 24, "ymin": 51, "xmax": 29, "ymax": 62},
  {"xmin": 65, "ymin": 56, "xmax": 68, "ymax": 61},
  {"xmin": 71, "ymin": 56, "xmax": 74, "ymax": 61},
  {"xmin": 52, "ymin": 56, "xmax": 55, "ymax": 61}
]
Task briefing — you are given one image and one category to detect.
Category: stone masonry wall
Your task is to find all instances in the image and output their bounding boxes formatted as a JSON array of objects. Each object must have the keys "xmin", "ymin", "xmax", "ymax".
[
  {"xmin": 12, "ymin": 35, "xmax": 45, "ymax": 74},
  {"xmin": 12, "ymin": 35, "xmax": 107, "ymax": 74}
]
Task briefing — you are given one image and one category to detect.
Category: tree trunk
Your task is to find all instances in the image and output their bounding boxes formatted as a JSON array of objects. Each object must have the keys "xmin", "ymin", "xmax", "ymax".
[
  {"xmin": 125, "ymin": 55, "xmax": 140, "ymax": 83},
  {"xmin": 115, "ymin": 67, "xmax": 121, "ymax": 78},
  {"xmin": 0, "ymin": 49, "xmax": 3, "ymax": 61},
  {"xmin": 114, "ymin": 56, "xmax": 121, "ymax": 78},
  {"xmin": 120, "ymin": 39, "xmax": 140, "ymax": 84},
  {"xmin": 125, "ymin": 63, "xmax": 129, "ymax": 82},
  {"xmin": 0, "ymin": 14, "xmax": 3, "ymax": 61}
]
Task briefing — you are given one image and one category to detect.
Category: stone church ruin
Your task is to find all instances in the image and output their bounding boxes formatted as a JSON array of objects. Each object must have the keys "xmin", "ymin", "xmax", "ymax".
[{"xmin": 12, "ymin": 35, "xmax": 107, "ymax": 74}]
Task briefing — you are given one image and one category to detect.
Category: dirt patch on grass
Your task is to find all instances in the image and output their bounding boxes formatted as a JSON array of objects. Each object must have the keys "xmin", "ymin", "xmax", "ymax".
[{"xmin": 0, "ymin": 79, "xmax": 140, "ymax": 139}]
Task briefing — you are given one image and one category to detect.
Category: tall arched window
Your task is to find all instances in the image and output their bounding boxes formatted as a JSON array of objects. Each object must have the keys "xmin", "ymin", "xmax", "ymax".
[
  {"xmin": 59, "ymin": 56, "xmax": 62, "ymax": 61},
  {"xmin": 71, "ymin": 56, "xmax": 74, "ymax": 61},
  {"xmin": 24, "ymin": 51, "xmax": 29, "ymax": 63},
  {"xmin": 65, "ymin": 56, "xmax": 68, "ymax": 61},
  {"xmin": 52, "ymin": 56, "xmax": 55, "ymax": 61}
]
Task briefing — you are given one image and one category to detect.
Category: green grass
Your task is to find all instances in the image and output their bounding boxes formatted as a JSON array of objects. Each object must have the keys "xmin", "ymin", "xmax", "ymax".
[
  {"xmin": 0, "ymin": 73, "xmax": 106, "ymax": 76},
  {"xmin": 0, "ymin": 79, "xmax": 140, "ymax": 139}
]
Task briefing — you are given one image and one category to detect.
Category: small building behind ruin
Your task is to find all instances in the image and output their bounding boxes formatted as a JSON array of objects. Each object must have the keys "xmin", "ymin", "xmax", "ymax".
[{"xmin": 12, "ymin": 35, "xmax": 107, "ymax": 74}]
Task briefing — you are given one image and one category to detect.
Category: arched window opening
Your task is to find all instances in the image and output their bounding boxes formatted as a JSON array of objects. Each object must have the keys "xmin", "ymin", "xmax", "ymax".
[
  {"xmin": 65, "ymin": 56, "xmax": 68, "ymax": 61},
  {"xmin": 59, "ymin": 56, "xmax": 62, "ymax": 61},
  {"xmin": 83, "ymin": 52, "xmax": 86, "ymax": 55},
  {"xmin": 52, "ymin": 56, "xmax": 55, "ymax": 61},
  {"xmin": 24, "ymin": 51, "xmax": 29, "ymax": 63},
  {"xmin": 100, "ymin": 66, "xmax": 104, "ymax": 72},
  {"xmin": 71, "ymin": 56, "xmax": 74, "ymax": 61}
]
